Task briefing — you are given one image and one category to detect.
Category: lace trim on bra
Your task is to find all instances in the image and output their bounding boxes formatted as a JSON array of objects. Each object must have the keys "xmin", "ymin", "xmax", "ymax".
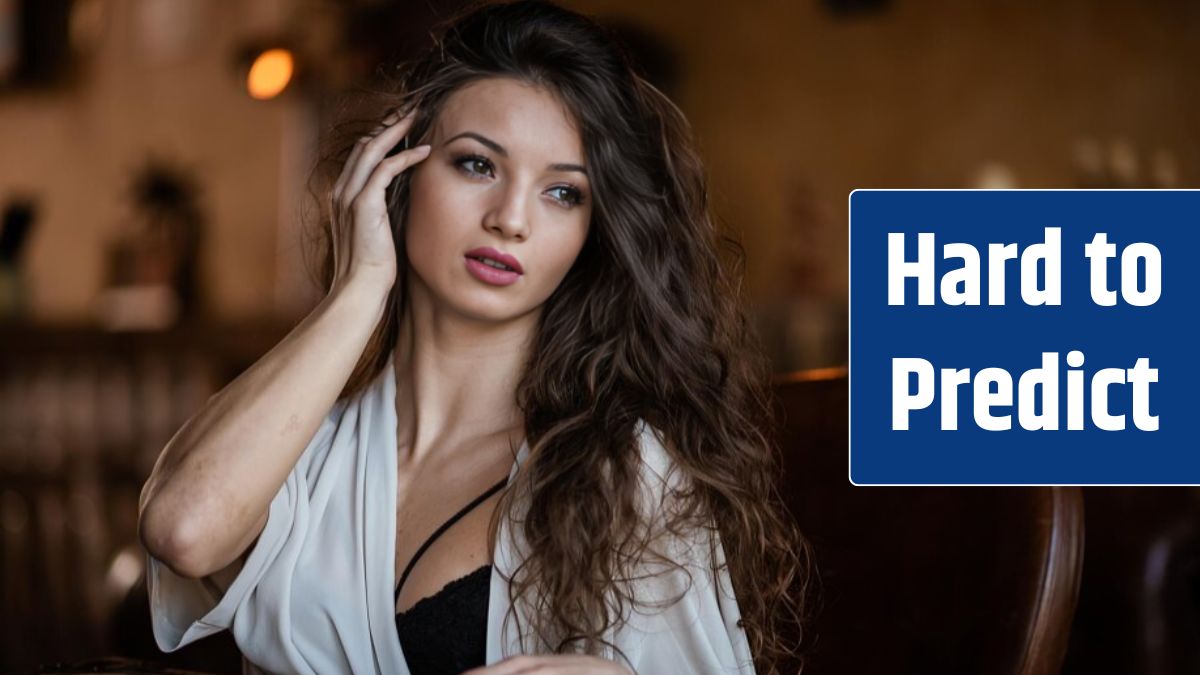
[{"xmin": 394, "ymin": 563, "xmax": 491, "ymax": 619}]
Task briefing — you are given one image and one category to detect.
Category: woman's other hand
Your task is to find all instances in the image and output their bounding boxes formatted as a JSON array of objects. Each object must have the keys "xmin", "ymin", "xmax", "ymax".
[
  {"xmin": 460, "ymin": 654, "xmax": 634, "ymax": 674},
  {"xmin": 329, "ymin": 108, "xmax": 431, "ymax": 292}
]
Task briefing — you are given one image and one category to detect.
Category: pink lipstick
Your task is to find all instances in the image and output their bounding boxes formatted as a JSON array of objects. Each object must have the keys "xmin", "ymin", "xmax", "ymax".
[{"xmin": 464, "ymin": 247, "xmax": 523, "ymax": 286}]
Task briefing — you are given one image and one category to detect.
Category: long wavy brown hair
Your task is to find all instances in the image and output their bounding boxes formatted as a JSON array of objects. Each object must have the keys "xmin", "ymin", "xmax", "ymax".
[{"xmin": 303, "ymin": 1, "xmax": 816, "ymax": 672}]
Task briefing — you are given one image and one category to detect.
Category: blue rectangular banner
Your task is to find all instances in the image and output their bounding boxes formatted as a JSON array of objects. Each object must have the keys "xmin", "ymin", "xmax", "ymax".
[{"xmin": 849, "ymin": 190, "xmax": 1198, "ymax": 485}]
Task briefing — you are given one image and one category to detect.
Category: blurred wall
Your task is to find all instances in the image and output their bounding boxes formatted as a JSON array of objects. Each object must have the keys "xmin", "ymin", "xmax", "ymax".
[
  {"xmin": 2, "ymin": 0, "xmax": 1197, "ymax": 333},
  {"xmin": 567, "ymin": 0, "xmax": 1199, "ymax": 305},
  {"xmin": 0, "ymin": 0, "xmax": 291, "ymax": 323}
]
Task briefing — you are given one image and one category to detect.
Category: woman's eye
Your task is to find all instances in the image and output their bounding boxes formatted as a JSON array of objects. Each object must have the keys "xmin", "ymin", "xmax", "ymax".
[
  {"xmin": 453, "ymin": 155, "xmax": 582, "ymax": 206},
  {"xmin": 456, "ymin": 155, "xmax": 494, "ymax": 178},
  {"xmin": 547, "ymin": 185, "xmax": 584, "ymax": 206}
]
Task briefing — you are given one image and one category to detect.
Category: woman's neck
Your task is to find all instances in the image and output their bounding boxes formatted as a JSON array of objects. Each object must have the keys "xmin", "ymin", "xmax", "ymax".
[{"xmin": 391, "ymin": 282, "xmax": 534, "ymax": 465}]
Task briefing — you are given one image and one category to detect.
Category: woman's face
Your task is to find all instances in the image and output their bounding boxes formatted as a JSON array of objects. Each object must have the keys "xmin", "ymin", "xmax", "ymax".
[{"xmin": 404, "ymin": 77, "xmax": 593, "ymax": 324}]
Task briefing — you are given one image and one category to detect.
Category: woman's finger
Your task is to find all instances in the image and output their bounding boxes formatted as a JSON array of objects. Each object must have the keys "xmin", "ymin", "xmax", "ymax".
[
  {"xmin": 459, "ymin": 654, "xmax": 622, "ymax": 674},
  {"xmin": 332, "ymin": 128, "xmax": 386, "ymax": 204},
  {"xmin": 459, "ymin": 654, "xmax": 541, "ymax": 674},
  {"xmin": 344, "ymin": 145, "xmax": 431, "ymax": 274},
  {"xmin": 340, "ymin": 110, "xmax": 418, "ymax": 208},
  {"xmin": 332, "ymin": 109, "xmax": 411, "ymax": 205},
  {"xmin": 332, "ymin": 135, "xmax": 371, "ymax": 206},
  {"xmin": 352, "ymin": 144, "xmax": 432, "ymax": 210}
]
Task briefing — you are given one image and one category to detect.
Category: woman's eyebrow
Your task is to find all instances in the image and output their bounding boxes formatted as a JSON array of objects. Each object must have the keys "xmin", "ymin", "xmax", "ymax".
[
  {"xmin": 549, "ymin": 161, "xmax": 587, "ymax": 177},
  {"xmin": 444, "ymin": 130, "xmax": 587, "ymax": 177},
  {"xmin": 445, "ymin": 131, "xmax": 507, "ymax": 156}
]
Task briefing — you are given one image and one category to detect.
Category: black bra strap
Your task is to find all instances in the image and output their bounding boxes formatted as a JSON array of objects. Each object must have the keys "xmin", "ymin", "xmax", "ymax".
[{"xmin": 395, "ymin": 476, "xmax": 508, "ymax": 601}]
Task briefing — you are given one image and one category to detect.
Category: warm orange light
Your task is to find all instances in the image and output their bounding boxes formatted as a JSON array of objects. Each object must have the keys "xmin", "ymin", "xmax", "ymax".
[{"xmin": 246, "ymin": 48, "xmax": 294, "ymax": 100}]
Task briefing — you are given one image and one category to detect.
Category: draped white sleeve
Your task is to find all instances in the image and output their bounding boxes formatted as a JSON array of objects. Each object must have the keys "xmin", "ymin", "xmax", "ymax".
[{"xmin": 145, "ymin": 367, "xmax": 408, "ymax": 675}]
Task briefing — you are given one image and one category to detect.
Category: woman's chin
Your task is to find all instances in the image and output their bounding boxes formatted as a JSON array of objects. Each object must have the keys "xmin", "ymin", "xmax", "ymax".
[{"xmin": 440, "ymin": 294, "xmax": 539, "ymax": 326}]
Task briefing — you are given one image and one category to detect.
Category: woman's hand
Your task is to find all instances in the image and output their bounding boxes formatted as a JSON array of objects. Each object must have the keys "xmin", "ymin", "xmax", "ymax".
[
  {"xmin": 460, "ymin": 654, "xmax": 634, "ymax": 674},
  {"xmin": 328, "ymin": 108, "xmax": 432, "ymax": 293}
]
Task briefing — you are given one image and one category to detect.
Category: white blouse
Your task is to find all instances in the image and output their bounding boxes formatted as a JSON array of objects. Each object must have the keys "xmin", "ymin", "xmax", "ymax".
[{"xmin": 147, "ymin": 354, "xmax": 757, "ymax": 674}]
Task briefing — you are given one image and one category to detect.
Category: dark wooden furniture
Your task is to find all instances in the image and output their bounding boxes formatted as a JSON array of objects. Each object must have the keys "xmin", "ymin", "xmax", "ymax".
[
  {"xmin": 772, "ymin": 371, "xmax": 1084, "ymax": 675},
  {"xmin": 0, "ymin": 320, "xmax": 290, "ymax": 674},
  {"xmin": 1061, "ymin": 488, "xmax": 1200, "ymax": 675}
]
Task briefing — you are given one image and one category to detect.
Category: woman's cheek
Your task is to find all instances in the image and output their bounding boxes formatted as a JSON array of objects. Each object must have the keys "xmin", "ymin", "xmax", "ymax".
[
  {"xmin": 405, "ymin": 179, "xmax": 458, "ymax": 261},
  {"xmin": 542, "ymin": 227, "xmax": 589, "ymax": 295}
]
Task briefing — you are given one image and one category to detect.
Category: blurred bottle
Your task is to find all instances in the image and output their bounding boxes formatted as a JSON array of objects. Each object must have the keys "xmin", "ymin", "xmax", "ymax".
[
  {"xmin": 97, "ymin": 160, "xmax": 206, "ymax": 331},
  {"xmin": 1149, "ymin": 148, "xmax": 1180, "ymax": 188},
  {"xmin": 1108, "ymin": 138, "xmax": 1140, "ymax": 188},
  {"xmin": 0, "ymin": 197, "xmax": 36, "ymax": 321},
  {"xmin": 1072, "ymin": 137, "xmax": 1108, "ymax": 188}
]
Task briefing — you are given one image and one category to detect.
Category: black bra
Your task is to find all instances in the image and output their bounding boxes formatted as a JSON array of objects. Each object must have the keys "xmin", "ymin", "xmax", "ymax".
[{"xmin": 394, "ymin": 477, "xmax": 508, "ymax": 675}]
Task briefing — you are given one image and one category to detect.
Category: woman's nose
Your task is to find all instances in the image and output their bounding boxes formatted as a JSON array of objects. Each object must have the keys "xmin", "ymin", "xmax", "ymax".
[{"xmin": 483, "ymin": 183, "xmax": 530, "ymax": 241}]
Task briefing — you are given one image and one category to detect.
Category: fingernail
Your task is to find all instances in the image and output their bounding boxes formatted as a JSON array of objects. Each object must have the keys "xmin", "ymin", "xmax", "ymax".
[
  {"xmin": 383, "ymin": 112, "xmax": 401, "ymax": 125},
  {"xmin": 414, "ymin": 144, "xmax": 432, "ymax": 153}
]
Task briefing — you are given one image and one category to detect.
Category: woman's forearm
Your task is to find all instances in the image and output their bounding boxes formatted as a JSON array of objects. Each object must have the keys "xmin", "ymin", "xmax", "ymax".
[{"xmin": 138, "ymin": 272, "xmax": 392, "ymax": 578}]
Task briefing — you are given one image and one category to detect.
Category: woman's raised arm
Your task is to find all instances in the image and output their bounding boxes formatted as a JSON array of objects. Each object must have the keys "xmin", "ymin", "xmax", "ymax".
[
  {"xmin": 138, "ymin": 109, "xmax": 430, "ymax": 580},
  {"xmin": 137, "ymin": 276, "xmax": 387, "ymax": 579}
]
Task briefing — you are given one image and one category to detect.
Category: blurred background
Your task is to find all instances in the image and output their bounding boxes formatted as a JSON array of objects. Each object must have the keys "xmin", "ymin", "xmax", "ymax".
[{"xmin": 0, "ymin": 0, "xmax": 1196, "ymax": 673}]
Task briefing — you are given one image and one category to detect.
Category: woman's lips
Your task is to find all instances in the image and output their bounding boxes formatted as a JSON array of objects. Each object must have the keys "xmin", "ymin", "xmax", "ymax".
[
  {"xmin": 464, "ymin": 256, "xmax": 521, "ymax": 286},
  {"xmin": 465, "ymin": 247, "xmax": 523, "ymax": 273},
  {"xmin": 463, "ymin": 247, "xmax": 523, "ymax": 286}
]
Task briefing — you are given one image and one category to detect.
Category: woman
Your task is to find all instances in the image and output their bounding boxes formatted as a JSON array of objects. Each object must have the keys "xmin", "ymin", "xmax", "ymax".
[{"xmin": 137, "ymin": 2, "xmax": 813, "ymax": 674}]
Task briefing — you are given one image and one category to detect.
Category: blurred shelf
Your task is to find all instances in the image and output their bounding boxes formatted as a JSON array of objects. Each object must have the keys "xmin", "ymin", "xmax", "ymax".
[{"xmin": 0, "ymin": 318, "xmax": 294, "ymax": 377}]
